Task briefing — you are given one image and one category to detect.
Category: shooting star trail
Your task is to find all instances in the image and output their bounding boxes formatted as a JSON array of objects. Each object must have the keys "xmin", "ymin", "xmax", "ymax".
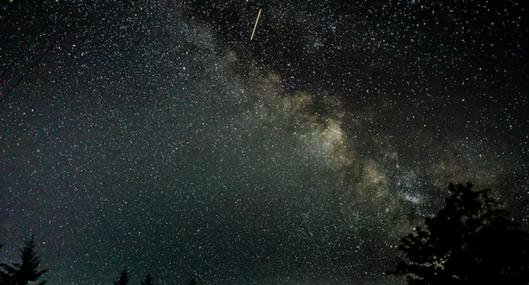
[{"xmin": 250, "ymin": 8, "xmax": 262, "ymax": 41}]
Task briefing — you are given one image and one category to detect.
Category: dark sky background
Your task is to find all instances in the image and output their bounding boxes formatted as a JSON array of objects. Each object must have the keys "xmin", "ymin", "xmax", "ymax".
[{"xmin": 0, "ymin": 0, "xmax": 528, "ymax": 284}]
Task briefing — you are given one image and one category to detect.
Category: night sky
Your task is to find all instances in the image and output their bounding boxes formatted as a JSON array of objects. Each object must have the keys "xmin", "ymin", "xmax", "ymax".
[{"xmin": 1, "ymin": 0, "xmax": 528, "ymax": 284}]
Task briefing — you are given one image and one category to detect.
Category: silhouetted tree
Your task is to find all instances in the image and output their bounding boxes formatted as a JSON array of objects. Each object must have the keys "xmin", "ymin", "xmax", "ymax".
[
  {"xmin": 188, "ymin": 277, "xmax": 198, "ymax": 285},
  {"xmin": 113, "ymin": 269, "xmax": 129, "ymax": 285},
  {"xmin": 0, "ymin": 244, "xmax": 8, "ymax": 285},
  {"xmin": 140, "ymin": 274, "xmax": 154, "ymax": 285},
  {"xmin": 391, "ymin": 183, "xmax": 529, "ymax": 284},
  {"xmin": 0, "ymin": 236, "xmax": 47, "ymax": 285}
]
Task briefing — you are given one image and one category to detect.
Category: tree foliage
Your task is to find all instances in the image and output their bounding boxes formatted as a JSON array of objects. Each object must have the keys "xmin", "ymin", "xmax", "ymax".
[
  {"xmin": 0, "ymin": 236, "xmax": 47, "ymax": 285},
  {"xmin": 140, "ymin": 274, "xmax": 154, "ymax": 285},
  {"xmin": 188, "ymin": 277, "xmax": 199, "ymax": 285},
  {"xmin": 391, "ymin": 183, "xmax": 529, "ymax": 284},
  {"xmin": 113, "ymin": 269, "xmax": 129, "ymax": 285}
]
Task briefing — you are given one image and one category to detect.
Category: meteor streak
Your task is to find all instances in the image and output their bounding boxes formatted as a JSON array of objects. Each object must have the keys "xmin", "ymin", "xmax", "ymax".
[{"xmin": 250, "ymin": 8, "xmax": 262, "ymax": 40}]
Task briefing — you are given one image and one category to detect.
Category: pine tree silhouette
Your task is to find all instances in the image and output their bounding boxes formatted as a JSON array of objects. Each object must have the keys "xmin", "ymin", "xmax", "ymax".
[
  {"xmin": 188, "ymin": 277, "xmax": 198, "ymax": 285},
  {"xmin": 0, "ymin": 236, "xmax": 47, "ymax": 285},
  {"xmin": 0, "ymin": 244, "xmax": 8, "ymax": 285},
  {"xmin": 390, "ymin": 183, "xmax": 529, "ymax": 284},
  {"xmin": 113, "ymin": 269, "xmax": 129, "ymax": 285},
  {"xmin": 140, "ymin": 274, "xmax": 154, "ymax": 285}
]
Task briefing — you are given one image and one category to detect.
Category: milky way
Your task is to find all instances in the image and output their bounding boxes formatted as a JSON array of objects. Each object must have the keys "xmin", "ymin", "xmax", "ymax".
[{"xmin": 1, "ymin": 1, "xmax": 528, "ymax": 284}]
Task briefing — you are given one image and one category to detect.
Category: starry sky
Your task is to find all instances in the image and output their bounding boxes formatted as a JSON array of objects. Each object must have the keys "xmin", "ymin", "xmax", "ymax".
[{"xmin": 0, "ymin": 1, "xmax": 528, "ymax": 284}]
